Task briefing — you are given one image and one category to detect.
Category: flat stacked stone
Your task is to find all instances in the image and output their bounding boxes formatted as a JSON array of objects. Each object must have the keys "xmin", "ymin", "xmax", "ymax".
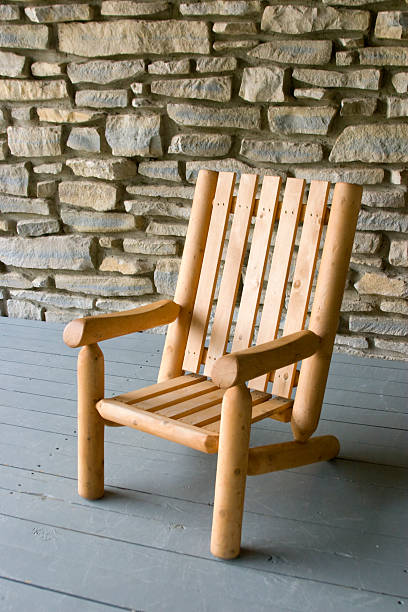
[{"xmin": 0, "ymin": 0, "xmax": 404, "ymax": 360}]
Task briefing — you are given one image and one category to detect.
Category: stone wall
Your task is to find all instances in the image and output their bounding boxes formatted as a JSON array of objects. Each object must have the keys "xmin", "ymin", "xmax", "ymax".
[{"xmin": 0, "ymin": 0, "xmax": 407, "ymax": 360}]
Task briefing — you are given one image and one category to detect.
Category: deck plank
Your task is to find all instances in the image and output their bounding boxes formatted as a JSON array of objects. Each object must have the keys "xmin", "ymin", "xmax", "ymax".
[
  {"xmin": 0, "ymin": 317, "xmax": 407, "ymax": 611},
  {"xmin": 0, "ymin": 470, "xmax": 406, "ymax": 600},
  {"xmin": 0, "ymin": 577, "xmax": 127, "ymax": 612},
  {"xmin": 1, "ymin": 421, "xmax": 407, "ymax": 535}
]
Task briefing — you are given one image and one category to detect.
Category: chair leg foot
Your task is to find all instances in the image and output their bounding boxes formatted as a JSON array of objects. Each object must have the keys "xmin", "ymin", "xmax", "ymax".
[
  {"xmin": 211, "ymin": 385, "xmax": 252, "ymax": 559},
  {"xmin": 78, "ymin": 344, "xmax": 105, "ymax": 500}
]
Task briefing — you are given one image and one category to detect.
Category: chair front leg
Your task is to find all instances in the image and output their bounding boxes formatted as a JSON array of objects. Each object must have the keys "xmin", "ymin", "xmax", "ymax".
[
  {"xmin": 211, "ymin": 384, "xmax": 252, "ymax": 559},
  {"xmin": 77, "ymin": 343, "xmax": 105, "ymax": 499}
]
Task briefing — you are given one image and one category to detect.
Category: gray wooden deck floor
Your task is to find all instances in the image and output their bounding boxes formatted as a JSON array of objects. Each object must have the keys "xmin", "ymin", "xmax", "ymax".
[{"xmin": 0, "ymin": 316, "xmax": 407, "ymax": 612}]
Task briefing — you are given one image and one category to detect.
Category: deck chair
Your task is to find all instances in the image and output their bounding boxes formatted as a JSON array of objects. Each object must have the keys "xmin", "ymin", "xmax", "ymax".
[{"xmin": 64, "ymin": 170, "xmax": 362, "ymax": 559}]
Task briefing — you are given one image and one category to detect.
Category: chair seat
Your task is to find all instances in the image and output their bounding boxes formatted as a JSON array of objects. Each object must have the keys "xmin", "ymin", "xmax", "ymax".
[{"xmin": 96, "ymin": 374, "xmax": 293, "ymax": 454}]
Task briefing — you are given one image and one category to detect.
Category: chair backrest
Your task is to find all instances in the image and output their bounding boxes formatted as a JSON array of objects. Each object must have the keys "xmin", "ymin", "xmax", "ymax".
[{"xmin": 158, "ymin": 170, "xmax": 362, "ymax": 403}]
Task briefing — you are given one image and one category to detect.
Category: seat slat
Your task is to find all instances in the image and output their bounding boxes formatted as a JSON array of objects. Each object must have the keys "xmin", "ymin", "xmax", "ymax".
[
  {"xmin": 231, "ymin": 175, "xmax": 282, "ymax": 354},
  {"xmin": 113, "ymin": 373, "xmax": 205, "ymax": 404},
  {"xmin": 157, "ymin": 387, "xmax": 225, "ymax": 419},
  {"xmin": 183, "ymin": 172, "xmax": 236, "ymax": 373},
  {"xmin": 180, "ymin": 389, "xmax": 270, "ymax": 428},
  {"xmin": 205, "ymin": 395, "xmax": 294, "ymax": 433},
  {"xmin": 272, "ymin": 180, "xmax": 330, "ymax": 398},
  {"xmin": 250, "ymin": 397, "xmax": 294, "ymax": 424},
  {"xmin": 204, "ymin": 174, "xmax": 258, "ymax": 377},
  {"xmin": 250, "ymin": 178, "xmax": 305, "ymax": 392},
  {"xmin": 131, "ymin": 380, "xmax": 218, "ymax": 412}
]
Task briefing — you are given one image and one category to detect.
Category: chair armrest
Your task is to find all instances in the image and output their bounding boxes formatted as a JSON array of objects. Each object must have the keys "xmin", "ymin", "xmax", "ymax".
[
  {"xmin": 63, "ymin": 299, "xmax": 180, "ymax": 348},
  {"xmin": 211, "ymin": 330, "xmax": 321, "ymax": 388}
]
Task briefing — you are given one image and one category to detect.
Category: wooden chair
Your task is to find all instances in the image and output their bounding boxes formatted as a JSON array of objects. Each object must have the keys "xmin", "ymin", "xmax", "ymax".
[{"xmin": 64, "ymin": 170, "xmax": 362, "ymax": 559}]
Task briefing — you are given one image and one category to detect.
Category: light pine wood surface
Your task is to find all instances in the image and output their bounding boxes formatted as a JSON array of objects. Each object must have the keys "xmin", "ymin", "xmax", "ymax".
[{"xmin": 62, "ymin": 172, "xmax": 367, "ymax": 561}]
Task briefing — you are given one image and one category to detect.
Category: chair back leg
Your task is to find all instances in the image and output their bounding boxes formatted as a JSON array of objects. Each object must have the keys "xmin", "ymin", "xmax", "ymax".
[
  {"xmin": 211, "ymin": 384, "xmax": 252, "ymax": 559},
  {"xmin": 291, "ymin": 182, "xmax": 363, "ymax": 442},
  {"xmin": 78, "ymin": 343, "xmax": 105, "ymax": 499}
]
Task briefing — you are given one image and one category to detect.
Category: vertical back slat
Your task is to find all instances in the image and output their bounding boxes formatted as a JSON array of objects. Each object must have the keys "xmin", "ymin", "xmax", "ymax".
[
  {"xmin": 249, "ymin": 178, "xmax": 305, "ymax": 392},
  {"xmin": 272, "ymin": 181, "xmax": 330, "ymax": 398},
  {"xmin": 204, "ymin": 174, "xmax": 259, "ymax": 377},
  {"xmin": 231, "ymin": 175, "xmax": 282, "ymax": 354},
  {"xmin": 182, "ymin": 172, "xmax": 236, "ymax": 373},
  {"xmin": 158, "ymin": 170, "xmax": 218, "ymax": 382}
]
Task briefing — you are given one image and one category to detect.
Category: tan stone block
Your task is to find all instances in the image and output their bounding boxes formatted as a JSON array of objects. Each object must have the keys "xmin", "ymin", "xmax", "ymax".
[
  {"xmin": 105, "ymin": 113, "xmax": 162, "ymax": 157},
  {"xmin": 123, "ymin": 237, "xmax": 178, "ymax": 256},
  {"xmin": 168, "ymin": 133, "xmax": 231, "ymax": 157},
  {"xmin": 262, "ymin": 5, "xmax": 369, "ymax": 34},
  {"xmin": 55, "ymin": 273, "xmax": 153, "ymax": 296},
  {"xmin": 0, "ymin": 236, "xmax": 95, "ymax": 270},
  {"xmin": 375, "ymin": 11, "xmax": 408, "ymax": 40},
  {"xmin": 355, "ymin": 272, "xmax": 408, "ymax": 298},
  {"xmin": 7, "ymin": 126, "xmax": 62, "ymax": 157},
  {"xmin": 196, "ymin": 57, "xmax": 237, "ymax": 73},
  {"xmin": 16, "ymin": 219, "xmax": 60, "ymax": 237},
  {"xmin": 0, "ymin": 79, "xmax": 68, "ymax": 101},
  {"xmin": 249, "ymin": 39, "xmax": 332, "ymax": 64},
  {"xmin": 0, "ymin": 24, "xmax": 48, "ymax": 49},
  {"xmin": 148, "ymin": 59, "xmax": 190, "ymax": 75},
  {"xmin": 68, "ymin": 59, "xmax": 145, "ymax": 84},
  {"xmin": 138, "ymin": 161, "xmax": 181, "ymax": 182},
  {"xmin": 330, "ymin": 124, "xmax": 408, "ymax": 163},
  {"xmin": 389, "ymin": 241, "xmax": 408, "ymax": 267},
  {"xmin": 100, "ymin": 254, "xmax": 154, "ymax": 275},
  {"xmin": 7, "ymin": 299, "xmax": 43, "ymax": 320},
  {"xmin": 268, "ymin": 106, "xmax": 336, "ymax": 135},
  {"xmin": 66, "ymin": 158, "xmax": 136, "ymax": 180},
  {"xmin": 59, "ymin": 180, "xmax": 118, "ymax": 212},
  {"xmin": 101, "ymin": 1, "xmax": 168, "ymax": 16},
  {"xmin": 146, "ymin": 221, "xmax": 188, "ymax": 237},
  {"xmin": 240, "ymin": 138, "xmax": 322, "ymax": 163},
  {"xmin": 168, "ymin": 103, "xmax": 260, "ymax": 129},
  {"xmin": 180, "ymin": 1, "xmax": 260, "ymax": 16},
  {"xmin": 239, "ymin": 66, "xmax": 285, "ymax": 102},
  {"xmin": 31, "ymin": 62, "xmax": 62, "ymax": 77},
  {"xmin": 75, "ymin": 89, "xmax": 128, "ymax": 108},
  {"xmin": 0, "ymin": 51, "xmax": 26, "ymax": 77},
  {"xmin": 61, "ymin": 209, "xmax": 136, "ymax": 233},
  {"xmin": 154, "ymin": 258, "xmax": 181, "ymax": 295},
  {"xmin": 37, "ymin": 108, "xmax": 97, "ymax": 123},
  {"xmin": 151, "ymin": 76, "xmax": 232, "ymax": 102},
  {"xmin": 0, "ymin": 163, "xmax": 29, "ymax": 196},
  {"xmin": 25, "ymin": 4, "xmax": 92, "ymax": 22},
  {"xmin": 66, "ymin": 128, "xmax": 100, "ymax": 153},
  {"xmin": 58, "ymin": 20, "xmax": 210, "ymax": 56},
  {"xmin": 359, "ymin": 46, "xmax": 408, "ymax": 66}
]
